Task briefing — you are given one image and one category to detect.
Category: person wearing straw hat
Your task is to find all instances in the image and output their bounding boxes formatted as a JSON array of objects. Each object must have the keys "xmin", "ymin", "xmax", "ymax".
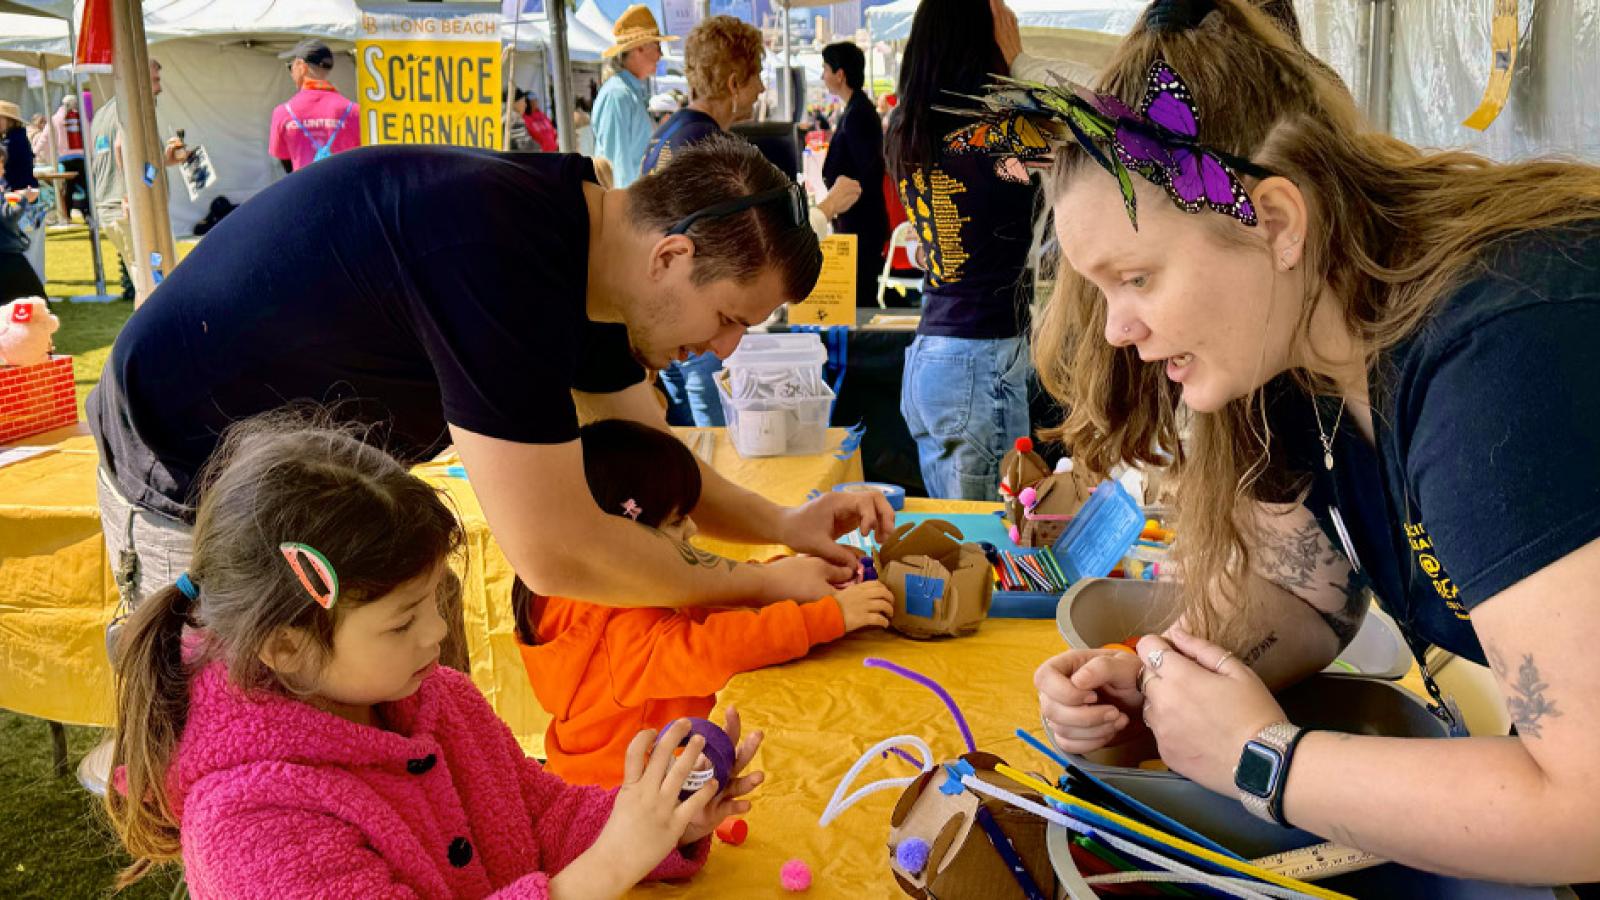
[
  {"xmin": 593, "ymin": 4, "xmax": 678, "ymax": 188},
  {"xmin": 0, "ymin": 101, "xmax": 37, "ymax": 192}
]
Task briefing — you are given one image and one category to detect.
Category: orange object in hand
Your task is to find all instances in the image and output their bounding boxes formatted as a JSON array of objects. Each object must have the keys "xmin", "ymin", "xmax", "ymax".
[
  {"xmin": 716, "ymin": 817, "xmax": 749, "ymax": 845},
  {"xmin": 1099, "ymin": 642, "xmax": 1137, "ymax": 656}
]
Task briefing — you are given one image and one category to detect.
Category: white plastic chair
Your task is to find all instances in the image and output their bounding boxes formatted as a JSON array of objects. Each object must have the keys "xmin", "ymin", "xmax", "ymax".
[{"xmin": 876, "ymin": 221, "xmax": 925, "ymax": 308}]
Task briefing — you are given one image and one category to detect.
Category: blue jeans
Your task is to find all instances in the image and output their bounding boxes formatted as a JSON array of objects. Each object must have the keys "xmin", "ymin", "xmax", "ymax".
[
  {"xmin": 901, "ymin": 335, "xmax": 1032, "ymax": 500},
  {"xmin": 659, "ymin": 352, "xmax": 726, "ymax": 427}
]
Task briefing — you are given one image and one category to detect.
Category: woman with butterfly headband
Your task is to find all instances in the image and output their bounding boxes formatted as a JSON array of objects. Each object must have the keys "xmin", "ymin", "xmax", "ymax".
[
  {"xmin": 883, "ymin": 0, "xmax": 1044, "ymax": 502},
  {"xmin": 973, "ymin": 0, "xmax": 1600, "ymax": 885}
]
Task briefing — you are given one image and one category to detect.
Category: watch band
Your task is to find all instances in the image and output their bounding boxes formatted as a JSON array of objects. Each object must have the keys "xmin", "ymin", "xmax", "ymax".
[{"xmin": 1237, "ymin": 722, "xmax": 1305, "ymax": 826}]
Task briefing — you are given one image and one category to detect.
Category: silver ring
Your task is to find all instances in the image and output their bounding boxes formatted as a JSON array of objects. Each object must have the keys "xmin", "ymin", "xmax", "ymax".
[
  {"xmin": 1147, "ymin": 649, "xmax": 1165, "ymax": 671},
  {"xmin": 1213, "ymin": 652, "xmax": 1234, "ymax": 673}
]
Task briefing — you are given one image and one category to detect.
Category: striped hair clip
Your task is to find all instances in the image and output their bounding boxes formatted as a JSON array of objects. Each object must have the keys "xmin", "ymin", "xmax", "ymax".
[{"xmin": 280, "ymin": 542, "xmax": 339, "ymax": 609}]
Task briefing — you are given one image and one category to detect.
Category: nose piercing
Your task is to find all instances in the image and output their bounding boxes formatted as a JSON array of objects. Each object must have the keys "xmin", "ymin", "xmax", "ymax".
[{"xmin": 1122, "ymin": 325, "xmax": 1131, "ymax": 335}]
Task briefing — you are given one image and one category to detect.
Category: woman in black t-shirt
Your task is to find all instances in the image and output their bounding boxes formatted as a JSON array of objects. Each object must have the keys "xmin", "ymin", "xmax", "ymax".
[
  {"xmin": 883, "ymin": 0, "xmax": 1040, "ymax": 500},
  {"xmin": 817, "ymin": 42, "xmax": 889, "ymax": 310},
  {"xmin": 1009, "ymin": 0, "xmax": 1600, "ymax": 885}
]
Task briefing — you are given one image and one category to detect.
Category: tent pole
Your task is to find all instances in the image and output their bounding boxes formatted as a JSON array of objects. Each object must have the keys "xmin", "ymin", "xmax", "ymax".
[
  {"xmin": 1364, "ymin": 0, "xmax": 1393, "ymax": 133},
  {"xmin": 781, "ymin": 0, "xmax": 792, "ymax": 122},
  {"xmin": 549, "ymin": 0, "xmax": 575, "ymax": 152},
  {"xmin": 111, "ymin": 0, "xmax": 177, "ymax": 305},
  {"xmin": 36, "ymin": 53, "xmax": 60, "ymax": 169},
  {"xmin": 65, "ymin": 9, "xmax": 110, "ymax": 299}
]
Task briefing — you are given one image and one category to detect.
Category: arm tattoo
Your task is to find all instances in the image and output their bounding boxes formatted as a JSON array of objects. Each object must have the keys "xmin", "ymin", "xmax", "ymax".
[
  {"xmin": 651, "ymin": 528, "xmax": 737, "ymax": 573},
  {"xmin": 1242, "ymin": 631, "xmax": 1280, "ymax": 666},
  {"xmin": 1487, "ymin": 646, "xmax": 1562, "ymax": 739},
  {"xmin": 1257, "ymin": 517, "xmax": 1366, "ymax": 650}
]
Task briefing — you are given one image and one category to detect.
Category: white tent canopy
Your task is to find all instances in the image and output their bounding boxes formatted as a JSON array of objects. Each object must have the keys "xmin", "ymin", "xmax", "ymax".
[{"xmin": 867, "ymin": 0, "xmax": 1144, "ymax": 44}]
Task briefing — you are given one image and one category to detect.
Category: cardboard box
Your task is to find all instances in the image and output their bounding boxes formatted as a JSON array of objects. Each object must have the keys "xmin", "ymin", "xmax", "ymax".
[
  {"xmin": 886, "ymin": 751, "xmax": 1053, "ymax": 899},
  {"xmin": 875, "ymin": 520, "xmax": 994, "ymax": 639},
  {"xmin": 0, "ymin": 355, "xmax": 77, "ymax": 445}
]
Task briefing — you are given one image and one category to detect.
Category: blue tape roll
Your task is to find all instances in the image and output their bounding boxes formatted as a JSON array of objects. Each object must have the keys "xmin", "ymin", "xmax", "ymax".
[{"xmin": 832, "ymin": 481, "xmax": 906, "ymax": 511}]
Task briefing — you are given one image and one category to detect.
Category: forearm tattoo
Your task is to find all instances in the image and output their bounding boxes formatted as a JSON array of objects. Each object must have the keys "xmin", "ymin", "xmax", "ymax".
[
  {"xmin": 1256, "ymin": 517, "xmax": 1365, "ymax": 650},
  {"xmin": 1242, "ymin": 631, "xmax": 1280, "ymax": 666},
  {"xmin": 1487, "ymin": 645, "xmax": 1563, "ymax": 739},
  {"xmin": 652, "ymin": 528, "xmax": 737, "ymax": 573}
]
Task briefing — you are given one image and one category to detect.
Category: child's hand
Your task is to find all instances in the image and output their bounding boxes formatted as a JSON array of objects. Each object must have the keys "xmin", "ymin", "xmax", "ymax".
[
  {"xmin": 681, "ymin": 705, "xmax": 765, "ymax": 844},
  {"xmin": 1036, "ymin": 647, "xmax": 1148, "ymax": 753},
  {"xmin": 835, "ymin": 581, "xmax": 893, "ymax": 632},
  {"xmin": 587, "ymin": 721, "xmax": 719, "ymax": 890}
]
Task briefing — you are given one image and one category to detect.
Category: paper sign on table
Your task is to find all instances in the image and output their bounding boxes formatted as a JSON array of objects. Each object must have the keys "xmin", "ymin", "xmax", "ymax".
[{"xmin": 789, "ymin": 233, "xmax": 856, "ymax": 327}]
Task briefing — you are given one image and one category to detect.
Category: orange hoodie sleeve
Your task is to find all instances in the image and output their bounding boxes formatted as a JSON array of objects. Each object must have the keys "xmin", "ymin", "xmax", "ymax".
[{"xmin": 606, "ymin": 598, "xmax": 846, "ymax": 707}]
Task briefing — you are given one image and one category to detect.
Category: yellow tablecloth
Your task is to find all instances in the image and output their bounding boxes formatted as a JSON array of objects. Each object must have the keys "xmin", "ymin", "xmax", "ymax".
[
  {"xmin": 0, "ymin": 425, "xmax": 863, "ymax": 747},
  {"xmin": 631, "ymin": 498, "xmax": 1065, "ymax": 897}
]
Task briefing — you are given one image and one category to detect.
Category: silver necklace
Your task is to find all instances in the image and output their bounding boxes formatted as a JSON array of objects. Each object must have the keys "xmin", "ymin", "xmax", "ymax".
[{"xmin": 1311, "ymin": 395, "xmax": 1347, "ymax": 471}]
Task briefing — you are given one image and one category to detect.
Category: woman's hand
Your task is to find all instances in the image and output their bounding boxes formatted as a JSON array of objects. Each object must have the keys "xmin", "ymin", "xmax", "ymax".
[
  {"xmin": 1137, "ymin": 629, "xmax": 1288, "ymax": 795},
  {"xmin": 818, "ymin": 175, "xmax": 863, "ymax": 219},
  {"xmin": 777, "ymin": 489, "xmax": 895, "ymax": 568},
  {"xmin": 681, "ymin": 706, "xmax": 766, "ymax": 844},
  {"xmin": 1035, "ymin": 648, "xmax": 1146, "ymax": 753},
  {"xmin": 991, "ymin": 0, "xmax": 1023, "ymax": 69}
]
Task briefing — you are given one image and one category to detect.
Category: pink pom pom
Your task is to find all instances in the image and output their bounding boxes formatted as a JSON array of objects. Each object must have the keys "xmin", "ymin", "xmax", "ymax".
[
  {"xmin": 1018, "ymin": 486, "xmax": 1038, "ymax": 508},
  {"xmin": 1008, "ymin": 525, "xmax": 1021, "ymax": 544},
  {"xmin": 780, "ymin": 858, "xmax": 812, "ymax": 891}
]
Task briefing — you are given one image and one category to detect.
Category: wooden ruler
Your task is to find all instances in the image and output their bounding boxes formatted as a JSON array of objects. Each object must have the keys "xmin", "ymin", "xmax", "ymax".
[{"xmin": 1251, "ymin": 842, "xmax": 1384, "ymax": 881}]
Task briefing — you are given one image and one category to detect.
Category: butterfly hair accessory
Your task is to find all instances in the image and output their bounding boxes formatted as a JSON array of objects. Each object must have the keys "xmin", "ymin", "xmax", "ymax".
[
  {"xmin": 280, "ymin": 542, "xmax": 339, "ymax": 609},
  {"xmin": 940, "ymin": 58, "xmax": 1275, "ymax": 230},
  {"xmin": 621, "ymin": 499, "xmax": 643, "ymax": 521}
]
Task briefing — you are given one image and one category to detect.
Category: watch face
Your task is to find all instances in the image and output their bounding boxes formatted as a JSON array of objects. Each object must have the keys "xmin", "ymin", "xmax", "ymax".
[{"xmin": 1235, "ymin": 743, "xmax": 1282, "ymax": 798}]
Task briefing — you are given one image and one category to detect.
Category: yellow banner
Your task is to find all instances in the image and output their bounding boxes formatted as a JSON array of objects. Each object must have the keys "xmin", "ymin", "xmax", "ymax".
[
  {"xmin": 356, "ymin": 4, "xmax": 503, "ymax": 148},
  {"xmin": 790, "ymin": 234, "xmax": 857, "ymax": 327}
]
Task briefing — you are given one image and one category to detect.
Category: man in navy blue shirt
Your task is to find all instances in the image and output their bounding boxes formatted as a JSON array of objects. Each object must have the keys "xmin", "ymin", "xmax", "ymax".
[{"xmin": 90, "ymin": 138, "xmax": 896, "ymax": 641}]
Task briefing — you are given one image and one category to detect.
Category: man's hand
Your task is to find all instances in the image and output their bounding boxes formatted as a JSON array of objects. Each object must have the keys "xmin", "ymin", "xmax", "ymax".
[
  {"xmin": 757, "ymin": 554, "xmax": 855, "ymax": 603},
  {"xmin": 163, "ymin": 136, "xmax": 187, "ymax": 166},
  {"xmin": 992, "ymin": 0, "xmax": 1023, "ymax": 69},
  {"xmin": 777, "ymin": 490, "xmax": 896, "ymax": 568}
]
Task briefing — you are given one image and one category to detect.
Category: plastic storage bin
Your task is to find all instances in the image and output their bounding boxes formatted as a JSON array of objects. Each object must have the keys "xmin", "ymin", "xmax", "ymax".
[{"xmin": 717, "ymin": 333, "xmax": 835, "ymax": 457}]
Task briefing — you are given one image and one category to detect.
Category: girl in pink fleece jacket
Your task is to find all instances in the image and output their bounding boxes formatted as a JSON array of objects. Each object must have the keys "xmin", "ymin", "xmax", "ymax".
[{"xmin": 106, "ymin": 418, "xmax": 763, "ymax": 899}]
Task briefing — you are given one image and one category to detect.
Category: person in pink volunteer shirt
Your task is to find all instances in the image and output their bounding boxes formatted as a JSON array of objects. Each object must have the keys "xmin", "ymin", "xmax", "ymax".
[{"xmin": 269, "ymin": 39, "xmax": 361, "ymax": 173}]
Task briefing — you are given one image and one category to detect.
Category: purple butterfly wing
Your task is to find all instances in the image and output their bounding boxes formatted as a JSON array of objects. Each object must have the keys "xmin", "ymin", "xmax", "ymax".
[
  {"xmin": 1140, "ymin": 62, "xmax": 1199, "ymax": 137},
  {"xmin": 1199, "ymin": 152, "xmax": 1259, "ymax": 225},
  {"xmin": 1164, "ymin": 147, "xmax": 1206, "ymax": 211},
  {"xmin": 1115, "ymin": 125, "xmax": 1171, "ymax": 182}
]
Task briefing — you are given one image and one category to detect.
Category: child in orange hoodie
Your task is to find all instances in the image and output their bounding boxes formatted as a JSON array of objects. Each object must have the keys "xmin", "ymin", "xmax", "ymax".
[{"xmin": 515, "ymin": 419, "xmax": 894, "ymax": 787}]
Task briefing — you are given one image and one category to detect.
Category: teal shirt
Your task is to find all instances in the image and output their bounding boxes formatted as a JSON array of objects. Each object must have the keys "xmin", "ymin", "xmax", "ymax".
[{"xmin": 591, "ymin": 70, "xmax": 652, "ymax": 187}]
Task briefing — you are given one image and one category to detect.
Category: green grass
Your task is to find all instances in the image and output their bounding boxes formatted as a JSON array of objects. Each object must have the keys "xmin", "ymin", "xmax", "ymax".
[
  {"xmin": 0, "ymin": 717, "xmax": 182, "ymax": 899},
  {"xmin": 1, "ymin": 228, "xmax": 192, "ymax": 898}
]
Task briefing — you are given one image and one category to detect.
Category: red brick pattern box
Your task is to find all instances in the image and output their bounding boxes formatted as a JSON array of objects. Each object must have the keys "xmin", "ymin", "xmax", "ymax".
[{"xmin": 0, "ymin": 355, "xmax": 78, "ymax": 445}]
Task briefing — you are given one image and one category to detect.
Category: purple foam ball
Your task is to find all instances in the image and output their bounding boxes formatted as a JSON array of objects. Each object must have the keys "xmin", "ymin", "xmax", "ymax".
[{"xmin": 896, "ymin": 837, "xmax": 931, "ymax": 875}]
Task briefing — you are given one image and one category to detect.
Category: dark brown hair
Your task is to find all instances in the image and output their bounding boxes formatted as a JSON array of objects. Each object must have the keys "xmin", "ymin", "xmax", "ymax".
[
  {"xmin": 511, "ymin": 419, "xmax": 701, "ymax": 645},
  {"xmin": 629, "ymin": 132, "xmax": 823, "ymax": 301},
  {"xmin": 107, "ymin": 414, "xmax": 463, "ymax": 884}
]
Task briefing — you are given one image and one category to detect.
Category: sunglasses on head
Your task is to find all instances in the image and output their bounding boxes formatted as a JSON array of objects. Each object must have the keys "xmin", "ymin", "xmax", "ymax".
[{"xmin": 665, "ymin": 182, "xmax": 808, "ymax": 236}]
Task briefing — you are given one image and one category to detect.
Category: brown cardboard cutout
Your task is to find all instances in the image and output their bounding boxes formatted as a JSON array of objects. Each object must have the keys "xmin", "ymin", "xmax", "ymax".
[
  {"xmin": 1015, "ymin": 467, "xmax": 1099, "ymax": 548},
  {"xmin": 875, "ymin": 520, "xmax": 994, "ymax": 638},
  {"xmin": 885, "ymin": 752, "xmax": 1053, "ymax": 899}
]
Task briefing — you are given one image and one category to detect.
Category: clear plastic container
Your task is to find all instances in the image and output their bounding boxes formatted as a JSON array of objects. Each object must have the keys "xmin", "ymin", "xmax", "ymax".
[{"xmin": 717, "ymin": 333, "xmax": 835, "ymax": 457}]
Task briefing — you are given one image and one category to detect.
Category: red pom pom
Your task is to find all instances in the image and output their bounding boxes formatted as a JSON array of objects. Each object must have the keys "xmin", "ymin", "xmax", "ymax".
[
  {"xmin": 716, "ymin": 817, "xmax": 749, "ymax": 845},
  {"xmin": 780, "ymin": 858, "xmax": 812, "ymax": 891},
  {"xmin": 1015, "ymin": 437, "xmax": 1034, "ymax": 454}
]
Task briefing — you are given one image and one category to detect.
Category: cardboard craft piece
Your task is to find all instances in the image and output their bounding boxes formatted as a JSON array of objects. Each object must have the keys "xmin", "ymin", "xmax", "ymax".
[
  {"xmin": 886, "ymin": 751, "xmax": 1054, "ymax": 900},
  {"xmin": 999, "ymin": 442, "xmax": 1050, "ymax": 505},
  {"xmin": 1015, "ymin": 468, "xmax": 1100, "ymax": 549},
  {"xmin": 875, "ymin": 520, "xmax": 994, "ymax": 639}
]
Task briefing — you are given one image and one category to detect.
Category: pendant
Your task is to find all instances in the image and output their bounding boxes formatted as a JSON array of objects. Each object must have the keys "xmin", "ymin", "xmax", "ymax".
[{"xmin": 1323, "ymin": 450, "xmax": 1334, "ymax": 471}]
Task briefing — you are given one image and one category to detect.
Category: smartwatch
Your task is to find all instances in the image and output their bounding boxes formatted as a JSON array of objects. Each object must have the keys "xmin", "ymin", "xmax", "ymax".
[{"xmin": 1234, "ymin": 722, "xmax": 1307, "ymax": 827}]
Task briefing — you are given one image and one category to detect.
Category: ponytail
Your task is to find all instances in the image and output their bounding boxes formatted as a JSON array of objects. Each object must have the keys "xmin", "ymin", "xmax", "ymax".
[{"xmin": 106, "ymin": 584, "xmax": 195, "ymax": 884}]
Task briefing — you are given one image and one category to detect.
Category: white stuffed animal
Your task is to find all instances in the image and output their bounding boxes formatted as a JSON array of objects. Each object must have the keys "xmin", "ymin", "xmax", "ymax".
[{"xmin": 0, "ymin": 297, "xmax": 59, "ymax": 368}]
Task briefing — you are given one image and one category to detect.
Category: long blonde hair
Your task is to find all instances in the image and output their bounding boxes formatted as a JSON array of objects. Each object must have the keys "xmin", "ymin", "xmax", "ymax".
[{"xmin": 1035, "ymin": 0, "xmax": 1600, "ymax": 646}]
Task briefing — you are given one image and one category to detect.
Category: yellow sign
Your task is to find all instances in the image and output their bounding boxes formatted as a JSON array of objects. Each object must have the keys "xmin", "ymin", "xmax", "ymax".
[
  {"xmin": 1462, "ymin": 0, "xmax": 1517, "ymax": 131},
  {"xmin": 790, "ymin": 234, "xmax": 857, "ymax": 327},
  {"xmin": 356, "ymin": 3, "xmax": 503, "ymax": 148}
]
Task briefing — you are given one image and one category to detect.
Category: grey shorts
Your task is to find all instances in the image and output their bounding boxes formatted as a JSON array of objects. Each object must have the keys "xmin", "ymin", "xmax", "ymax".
[{"xmin": 98, "ymin": 465, "xmax": 193, "ymax": 658}]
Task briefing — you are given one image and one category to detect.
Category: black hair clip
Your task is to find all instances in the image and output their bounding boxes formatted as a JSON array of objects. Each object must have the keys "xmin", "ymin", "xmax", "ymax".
[{"xmin": 1143, "ymin": 0, "xmax": 1217, "ymax": 32}]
